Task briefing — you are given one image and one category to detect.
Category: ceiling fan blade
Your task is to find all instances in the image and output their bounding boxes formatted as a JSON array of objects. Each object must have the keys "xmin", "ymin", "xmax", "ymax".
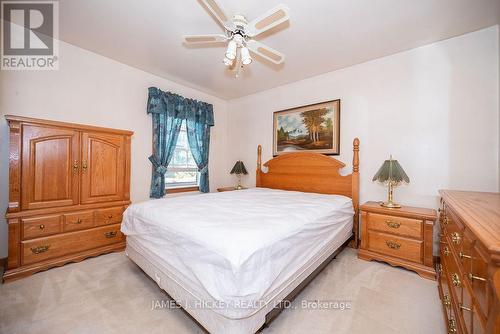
[
  {"xmin": 246, "ymin": 4, "xmax": 290, "ymax": 37},
  {"xmin": 246, "ymin": 40, "xmax": 285, "ymax": 65},
  {"xmin": 199, "ymin": 0, "xmax": 233, "ymax": 30},
  {"xmin": 184, "ymin": 34, "xmax": 228, "ymax": 44}
]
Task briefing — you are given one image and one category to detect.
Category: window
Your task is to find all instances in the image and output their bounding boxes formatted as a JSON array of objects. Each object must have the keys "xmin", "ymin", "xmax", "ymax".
[{"xmin": 165, "ymin": 121, "xmax": 199, "ymax": 189}]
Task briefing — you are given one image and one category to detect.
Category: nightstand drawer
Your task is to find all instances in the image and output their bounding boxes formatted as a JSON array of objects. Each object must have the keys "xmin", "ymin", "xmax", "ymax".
[
  {"xmin": 368, "ymin": 231, "xmax": 422, "ymax": 263},
  {"xmin": 367, "ymin": 213, "xmax": 422, "ymax": 239}
]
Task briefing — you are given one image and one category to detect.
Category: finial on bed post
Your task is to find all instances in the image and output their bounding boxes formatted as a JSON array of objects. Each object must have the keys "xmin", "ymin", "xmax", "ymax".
[
  {"xmin": 353, "ymin": 138, "xmax": 359, "ymax": 173},
  {"xmin": 350, "ymin": 138, "xmax": 360, "ymax": 249},
  {"xmin": 256, "ymin": 145, "xmax": 262, "ymax": 187}
]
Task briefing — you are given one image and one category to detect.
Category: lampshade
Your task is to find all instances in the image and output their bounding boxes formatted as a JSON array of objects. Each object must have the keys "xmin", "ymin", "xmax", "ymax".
[
  {"xmin": 230, "ymin": 161, "xmax": 248, "ymax": 175},
  {"xmin": 241, "ymin": 46, "xmax": 252, "ymax": 65},
  {"xmin": 225, "ymin": 40, "xmax": 237, "ymax": 60},
  {"xmin": 372, "ymin": 156, "xmax": 410, "ymax": 185}
]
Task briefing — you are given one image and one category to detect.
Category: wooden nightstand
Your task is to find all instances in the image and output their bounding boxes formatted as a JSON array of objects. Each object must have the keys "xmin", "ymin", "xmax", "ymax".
[
  {"xmin": 217, "ymin": 187, "xmax": 247, "ymax": 192},
  {"xmin": 358, "ymin": 201, "xmax": 437, "ymax": 280}
]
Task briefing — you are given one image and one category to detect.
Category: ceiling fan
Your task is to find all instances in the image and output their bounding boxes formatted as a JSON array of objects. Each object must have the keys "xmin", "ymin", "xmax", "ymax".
[{"xmin": 183, "ymin": 0, "xmax": 290, "ymax": 76}]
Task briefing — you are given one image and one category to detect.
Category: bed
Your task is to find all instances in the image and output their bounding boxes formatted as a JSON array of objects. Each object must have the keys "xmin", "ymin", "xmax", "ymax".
[{"xmin": 121, "ymin": 138, "xmax": 360, "ymax": 334}]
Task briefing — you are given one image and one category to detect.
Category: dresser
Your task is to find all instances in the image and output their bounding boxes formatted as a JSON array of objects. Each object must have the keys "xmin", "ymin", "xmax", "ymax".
[
  {"xmin": 438, "ymin": 190, "xmax": 500, "ymax": 334},
  {"xmin": 358, "ymin": 201, "xmax": 437, "ymax": 280},
  {"xmin": 3, "ymin": 116, "xmax": 133, "ymax": 282}
]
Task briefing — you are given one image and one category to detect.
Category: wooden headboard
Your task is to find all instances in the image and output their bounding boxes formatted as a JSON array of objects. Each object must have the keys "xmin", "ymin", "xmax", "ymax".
[{"xmin": 256, "ymin": 138, "xmax": 360, "ymax": 247}]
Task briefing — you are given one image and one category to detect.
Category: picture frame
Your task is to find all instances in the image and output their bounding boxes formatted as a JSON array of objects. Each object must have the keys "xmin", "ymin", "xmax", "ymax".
[{"xmin": 273, "ymin": 99, "xmax": 341, "ymax": 156}]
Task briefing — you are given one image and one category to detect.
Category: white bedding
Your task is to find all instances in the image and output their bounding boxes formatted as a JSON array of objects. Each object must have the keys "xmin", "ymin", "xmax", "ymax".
[{"xmin": 121, "ymin": 188, "xmax": 353, "ymax": 319}]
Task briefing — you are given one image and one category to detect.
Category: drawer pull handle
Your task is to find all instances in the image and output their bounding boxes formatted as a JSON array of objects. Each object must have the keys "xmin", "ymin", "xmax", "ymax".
[
  {"xmin": 443, "ymin": 247, "xmax": 450, "ymax": 256},
  {"xmin": 443, "ymin": 294, "xmax": 451, "ymax": 308},
  {"xmin": 451, "ymin": 232, "xmax": 461, "ymax": 245},
  {"xmin": 75, "ymin": 218, "xmax": 82, "ymax": 224},
  {"xmin": 386, "ymin": 241, "xmax": 401, "ymax": 250},
  {"xmin": 31, "ymin": 245, "xmax": 50, "ymax": 254},
  {"xmin": 451, "ymin": 273, "xmax": 461, "ymax": 287},
  {"xmin": 108, "ymin": 215, "xmax": 113, "ymax": 219},
  {"xmin": 459, "ymin": 304, "xmax": 471, "ymax": 312},
  {"xmin": 448, "ymin": 319, "xmax": 457, "ymax": 333},
  {"xmin": 385, "ymin": 221, "xmax": 401, "ymax": 229},
  {"xmin": 468, "ymin": 273, "xmax": 487, "ymax": 282},
  {"xmin": 442, "ymin": 217, "xmax": 449, "ymax": 226},
  {"xmin": 459, "ymin": 252, "xmax": 471, "ymax": 259},
  {"xmin": 39, "ymin": 224, "xmax": 45, "ymax": 230},
  {"xmin": 105, "ymin": 231, "xmax": 117, "ymax": 238}
]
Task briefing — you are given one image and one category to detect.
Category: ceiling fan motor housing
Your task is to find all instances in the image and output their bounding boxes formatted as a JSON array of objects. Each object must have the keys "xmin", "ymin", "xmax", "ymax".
[{"xmin": 232, "ymin": 14, "xmax": 247, "ymax": 29}]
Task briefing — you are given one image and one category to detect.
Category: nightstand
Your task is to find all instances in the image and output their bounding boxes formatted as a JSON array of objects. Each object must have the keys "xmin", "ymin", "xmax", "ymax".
[
  {"xmin": 217, "ymin": 187, "xmax": 247, "ymax": 192},
  {"xmin": 358, "ymin": 201, "xmax": 437, "ymax": 280}
]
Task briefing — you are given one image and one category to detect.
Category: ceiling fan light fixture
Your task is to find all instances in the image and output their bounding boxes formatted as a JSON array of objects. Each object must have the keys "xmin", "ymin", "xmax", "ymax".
[
  {"xmin": 225, "ymin": 39, "xmax": 237, "ymax": 60},
  {"xmin": 241, "ymin": 46, "xmax": 252, "ymax": 65},
  {"xmin": 183, "ymin": 1, "xmax": 290, "ymax": 74}
]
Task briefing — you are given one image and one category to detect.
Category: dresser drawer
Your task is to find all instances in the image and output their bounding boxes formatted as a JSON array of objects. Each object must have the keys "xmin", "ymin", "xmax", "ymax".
[
  {"xmin": 367, "ymin": 231, "xmax": 422, "ymax": 263},
  {"xmin": 94, "ymin": 206, "xmax": 124, "ymax": 227},
  {"xmin": 367, "ymin": 213, "xmax": 422, "ymax": 239},
  {"xmin": 439, "ymin": 261, "xmax": 452, "ymax": 320},
  {"xmin": 470, "ymin": 244, "xmax": 490, "ymax": 320},
  {"xmin": 442, "ymin": 239, "xmax": 464, "ymax": 306},
  {"xmin": 63, "ymin": 211, "xmax": 94, "ymax": 232},
  {"xmin": 460, "ymin": 282, "xmax": 474, "ymax": 334},
  {"xmin": 22, "ymin": 224, "xmax": 124, "ymax": 266},
  {"xmin": 22, "ymin": 215, "xmax": 62, "ymax": 240},
  {"xmin": 443, "ymin": 209, "xmax": 465, "ymax": 257}
]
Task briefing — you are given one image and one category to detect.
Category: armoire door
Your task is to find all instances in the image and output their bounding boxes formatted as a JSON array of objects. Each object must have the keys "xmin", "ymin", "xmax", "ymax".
[
  {"xmin": 80, "ymin": 132, "xmax": 125, "ymax": 204},
  {"xmin": 21, "ymin": 124, "xmax": 80, "ymax": 210}
]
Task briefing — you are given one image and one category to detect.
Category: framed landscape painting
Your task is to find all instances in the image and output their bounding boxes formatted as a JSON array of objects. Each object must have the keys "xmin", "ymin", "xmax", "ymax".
[{"xmin": 273, "ymin": 100, "xmax": 340, "ymax": 156}]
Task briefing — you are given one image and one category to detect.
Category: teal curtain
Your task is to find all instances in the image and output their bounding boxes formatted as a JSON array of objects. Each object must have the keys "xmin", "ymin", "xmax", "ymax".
[
  {"xmin": 186, "ymin": 100, "xmax": 214, "ymax": 193},
  {"xmin": 147, "ymin": 87, "xmax": 214, "ymax": 198}
]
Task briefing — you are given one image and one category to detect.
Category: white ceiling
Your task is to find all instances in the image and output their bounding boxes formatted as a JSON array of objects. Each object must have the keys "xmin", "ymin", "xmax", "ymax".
[{"xmin": 59, "ymin": 0, "xmax": 500, "ymax": 100}]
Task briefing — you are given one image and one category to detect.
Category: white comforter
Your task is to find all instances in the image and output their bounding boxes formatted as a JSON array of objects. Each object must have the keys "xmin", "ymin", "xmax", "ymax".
[{"xmin": 121, "ymin": 188, "xmax": 353, "ymax": 318}]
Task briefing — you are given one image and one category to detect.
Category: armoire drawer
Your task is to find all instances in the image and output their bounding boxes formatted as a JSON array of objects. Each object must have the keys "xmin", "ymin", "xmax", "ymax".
[
  {"xmin": 22, "ymin": 215, "xmax": 62, "ymax": 240},
  {"xmin": 22, "ymin": 224, "xmax": 124, "ymax": 266},
  {"xmin": 63, "ymin": 211, "xmax": 95, "ymax": 232},
  {"xmin": 367, "ymin": 213, "xmax": 422, "ymax": 239},
  {"xmin": 94, "ymin": 206, "xmax": 125, "ymax": 226}
]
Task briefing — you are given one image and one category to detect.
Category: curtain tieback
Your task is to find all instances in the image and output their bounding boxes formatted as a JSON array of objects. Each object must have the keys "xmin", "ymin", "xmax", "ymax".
[
  {"xmin": 149, "ymin": 155, "xmax": 168, "ymax": 175},
  {"xmin": 199, "ymin": 165, "xmax": 208, "ymax": 174}
]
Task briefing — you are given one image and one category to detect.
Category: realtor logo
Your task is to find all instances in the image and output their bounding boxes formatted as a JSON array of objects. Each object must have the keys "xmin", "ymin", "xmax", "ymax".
[{"xmin": 1, "ymin": 1, "xmax": 59, "ymax": 70}]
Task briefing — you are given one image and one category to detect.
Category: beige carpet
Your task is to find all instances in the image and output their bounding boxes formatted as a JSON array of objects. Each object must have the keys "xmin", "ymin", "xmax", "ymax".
[{"xmin": 0, "ymin": 248, "xmax": 445, "ymax": 334}]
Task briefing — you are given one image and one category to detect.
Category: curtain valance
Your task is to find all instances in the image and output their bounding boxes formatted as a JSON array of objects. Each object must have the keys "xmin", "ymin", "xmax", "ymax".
[{"xmin": 146, "ymin": 87, "xmax": 214, "ymax": 126}]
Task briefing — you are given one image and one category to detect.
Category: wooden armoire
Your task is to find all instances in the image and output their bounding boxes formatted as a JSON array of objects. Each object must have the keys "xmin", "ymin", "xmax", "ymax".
[{"xmin": 3, "ymin": 115, "xmax": 133, "ymax": 282}]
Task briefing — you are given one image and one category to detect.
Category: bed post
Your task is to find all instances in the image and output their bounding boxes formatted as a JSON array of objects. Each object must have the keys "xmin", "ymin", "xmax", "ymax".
[
  {"xmin": 349, "ymin": 138, "xmax": 360, "ymax": 248},
  {"xmin": 256, "ymin": 145, "xmax": 262, "ymax": 187}
]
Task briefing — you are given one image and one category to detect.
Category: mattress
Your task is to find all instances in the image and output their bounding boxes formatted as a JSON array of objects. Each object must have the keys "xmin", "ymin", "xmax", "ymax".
[{"xmin": 121, "ymin": 188, "xmax": 354, "ymax": 320}]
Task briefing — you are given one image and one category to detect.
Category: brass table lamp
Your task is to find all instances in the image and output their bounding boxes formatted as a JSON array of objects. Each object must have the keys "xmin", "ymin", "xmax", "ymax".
[
  {"xmin": 230, "ymin": 160, "xmax": 248, "ymax": 190},
  {"xmin": 372, "ymin": 155, "xmax": 409, "ymax": 208}
]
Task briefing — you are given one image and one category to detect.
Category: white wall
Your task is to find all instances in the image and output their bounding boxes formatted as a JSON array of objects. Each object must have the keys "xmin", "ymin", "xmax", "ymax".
[
  {"xmin": 227, "ymin": 26, "xmax": 499, "ymax": 210},
  {"xmin": 0, "ymin": 40, "xmax": 230, "ymax": 258}
]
